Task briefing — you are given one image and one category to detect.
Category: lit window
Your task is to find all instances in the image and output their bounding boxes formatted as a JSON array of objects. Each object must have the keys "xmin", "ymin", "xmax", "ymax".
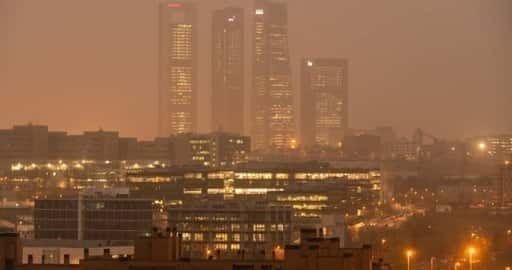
[
  {"xmin": 194, "ymin": 233, "xmax": 204, "ymax": 241},
  {"xmin": 232, "ymin": 233, "xmax": 240, "ymax": 242},
  {"xmin": 214, "ymin": 233, "xmax": 228, "ymax": 242},
  {"xmin": 253, "ymin": 224, "xmax": 265, "ymax": 232},
  {"xmin": 252, "ymin": 233, "xmax": 265, "ymax": 242}
]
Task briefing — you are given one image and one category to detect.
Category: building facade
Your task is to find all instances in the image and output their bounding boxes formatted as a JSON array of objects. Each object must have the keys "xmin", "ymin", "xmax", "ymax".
[
  {"xmin": 252, "ymin": 0, "xmax": 295, "ymax": 150},
  {"xmin": 34, "ymin": 190, "xmax": 152, "ymax": 241},
  {"xmin": 170, "ymin": 132, "xmax": 250, "ymax": 167},
  {"xmin": 212, "ymin": 7, "xmax": 245, "ymax": 135},
  {"xmin": 301, "ymin": 58, "xmax": 348, "ymax": 147},
  {"xmin": 159, "ymin": 2, "xmax": 198, "ymax": 136},
  {"xmin": 472, "ymin": 134, "xmax": 512, "ymax": 158},
  {"xmin": 127, "ymin": 162, "xmax": 382, "ymax": 233},
  {"xmin": 0, "ymin": 124, "xmax": 49, "ymax": 162},
  {"xmin": 168, "ymin": 201, "xmax": 292, "ymax": 259}
]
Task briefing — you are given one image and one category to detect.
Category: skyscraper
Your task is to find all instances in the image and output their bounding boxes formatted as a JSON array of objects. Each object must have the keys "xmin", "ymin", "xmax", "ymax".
[
  {"xmin": 212, "ymin": 7, "xmax": 245, "ymax": 134},
  {"xmin": 301, "ymin": 58, "xmax": 348, "ymax": 147},
  {"xmin": 252, "ymin": 0, "xmax": 295, "ymax": 150},
  {"xmin": 159, "ymin": 2, "xmax": 198, "ymax": 137}
]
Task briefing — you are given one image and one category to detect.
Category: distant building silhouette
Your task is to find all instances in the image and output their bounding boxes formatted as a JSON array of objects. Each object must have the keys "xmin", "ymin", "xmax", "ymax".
[
  {"xmin": 0, "ymin": 124, "xmax": 49, "ymax": 162},
  {"xmin": 212, "ymin": 7, "xmax": 245, "ymax": 135},
  {"xmin": 158, "ymin": 2, "xmax": 198, "ymax": 137},
  {"xmin": 301, "ymin": 58, "xmax": 348, "ymax": 147},
  {"xmin": 251, "ymin": 0, "xmax": 295, "ymax": 150}
]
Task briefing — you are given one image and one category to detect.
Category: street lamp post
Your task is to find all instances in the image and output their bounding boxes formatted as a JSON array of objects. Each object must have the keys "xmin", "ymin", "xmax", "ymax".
[
  {"xmin": 454, "ymin": 262, "xmax": 461, "ymax": 270},
  {"xmin": 467, "ymin": 246, "xmax": 476, "ymax": 270},
  {"xmin": 406, "ymin": 250, "xmax": 414, "ymax": 270}
]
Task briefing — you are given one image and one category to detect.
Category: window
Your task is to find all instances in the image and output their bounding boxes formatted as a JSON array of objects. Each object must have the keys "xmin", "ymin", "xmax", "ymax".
[
  {"xmin": 253, "ymin": 224, "xmax": 265, "ymax": 232},
  {"xmin": 194, "ymin": 233, "xmax": 204, "ymax": 241},
  {"xmin": 214, "ymin": 233, "xmax": 228, "ymax": 242},
  {"xmin": 232, "ymin": 233, "xmax": 241, "ymax": 242},
  {"xmin": 253, "ymin": 233, "xmax": 265, "ymax": 242},
  {"xmin": 231, "ymin": 224, "xmax": 241, "ymax": 231},
  {"xmin": 214, "ymin": 243, "xmax": 228, "ymax": 250}
]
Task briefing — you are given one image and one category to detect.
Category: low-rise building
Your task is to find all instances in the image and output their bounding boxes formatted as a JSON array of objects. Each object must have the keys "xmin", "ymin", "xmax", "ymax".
[
  {"xmin": 34, "ymin": 189, "xmax": 152, "ymax": 241},
  {"xmin": 168, "ymin": 201, "xmax": 292, "ymax": 259},
  {"xmin": 2, "ymin": 229, "xmax": 376, "ymax": 270},
  {"xmin": 22, "ymin": 240, "xmax": 133, "ymax": 265},
  {"xmin": 170, "ymin": 132, "xmax": 250, "ymax": 167}
]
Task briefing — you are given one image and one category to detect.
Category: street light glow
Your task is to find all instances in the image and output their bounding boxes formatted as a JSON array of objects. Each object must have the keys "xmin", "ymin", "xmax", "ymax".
[
  {"xmin": 467, "ymin": 246, "xmax": 476, "ymax": 255},
  {"xmin": 406, "ymin": 249, "xmax": 414, "ymax": 257},
  {"xmin": 405, "ymin": 249, "xmax": 415, "ymax": 270},
  {"xmin": 478, "ymin": 142, "xmax": 487, "ymax": 151}
]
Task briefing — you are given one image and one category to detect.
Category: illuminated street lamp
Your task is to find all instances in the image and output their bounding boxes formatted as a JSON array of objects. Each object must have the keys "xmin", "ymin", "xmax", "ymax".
[
  {"xmin": 478, "ymin": 142, "xmax": 487, "ymax": 151},
  {"xmin": 405, "ymin": 249, "xmax": 414, "ymax": 270},
  {"xmin": 454, "ymin": 262, "xmax": 461, "ymax": 270},
  {"xmin": 466, "ymin": 246, "xmax": 477, "ymax": 270}
]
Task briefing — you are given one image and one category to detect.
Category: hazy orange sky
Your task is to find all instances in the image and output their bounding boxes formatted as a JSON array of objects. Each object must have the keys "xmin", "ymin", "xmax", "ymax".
[{"xmin": 2, "ymin": 0, "xmax": 511, "ymax": 139}]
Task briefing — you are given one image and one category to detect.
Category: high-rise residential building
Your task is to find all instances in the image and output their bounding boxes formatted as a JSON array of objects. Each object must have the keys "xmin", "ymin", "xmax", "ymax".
[
  {"xmin": 301, "ymin": 58, "xmax": 348, "ymax": 147},
  {"xmin": 212, "ymin": 8, "xmax": 245, "ymax": 134},
  {"xmin": 252, "ymin": 0, "xmax": 295, "ymax": 150},
  {"xmin": 159, "ymin": 2, "xmax": 198, "ymax": 137}
]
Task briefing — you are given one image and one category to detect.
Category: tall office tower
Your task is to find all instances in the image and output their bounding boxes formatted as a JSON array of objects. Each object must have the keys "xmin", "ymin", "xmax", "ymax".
[
  {"xmin": 212, "ymin": 8, "xmax": 245, "ymax": 134},
  {"xmin": 301, "ymin": 58, "xmax": 348, "ymax": 147},
  {"xmin": 159, "ymin": 2, "xmax": 198, "ymax": 137},
  {"xmin": 252, "ymin": 0, "xmax": 295, "ymax": 150}
]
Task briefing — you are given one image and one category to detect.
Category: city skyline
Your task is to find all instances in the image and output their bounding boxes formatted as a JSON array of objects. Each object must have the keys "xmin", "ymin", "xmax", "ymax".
[
  {"xmin": 2, "ymin": 0, "xmax": 511, "ymax": 140},
  {"xmin": 2, "ymin": 1, "xmax": 512, "ymax": 268}
]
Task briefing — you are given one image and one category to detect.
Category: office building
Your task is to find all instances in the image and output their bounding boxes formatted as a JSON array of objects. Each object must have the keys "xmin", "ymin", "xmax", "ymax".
[
  {"xmin": 252, "ymin": 0, "xmax": 295, "ymax": 150},
  {"xmin": 127, "ymin": 162, "xmax": 382, "ymax": 231},
  {"xmin": 472, "ymin": 134, "xmax": 512, "ymax": 158},
  {"xmin": 170, "ymin": 132, "xmax": 250, "ymax": 167},
  {"xmin": 34, "ymin": 189, "xmax": 152, "ymax": 241},
  {"xmin": 80, "ymin": 131, "xmax": 119, "ymax": 161},
  {"xmin": 342, "ymin": 134, "xmax": 381, "ymax": 160},
  {"xmin": 301, "ymin": 58, "xmax": 348, "ymax": 147},
  {"xmin": 118, "ymin": 138, "xmax": 139, "ymax": 161},
  {"xmin": 137, "ymin": 138, "xmax": 172, "ymax": 162},
  {"xmin": 158, "ymin": 2, "xmax": 198, "ymax": 136},
  {"xmin": 168, "ymin": 200, "xmax": 292, "ymax": 259},
  {"xmin": 0, "ymin": 124, "xmax": 49, "ymax": 162},
  {"xmin": 212, "ymin": 7, "xmax": 245, "ymax": 134}
]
